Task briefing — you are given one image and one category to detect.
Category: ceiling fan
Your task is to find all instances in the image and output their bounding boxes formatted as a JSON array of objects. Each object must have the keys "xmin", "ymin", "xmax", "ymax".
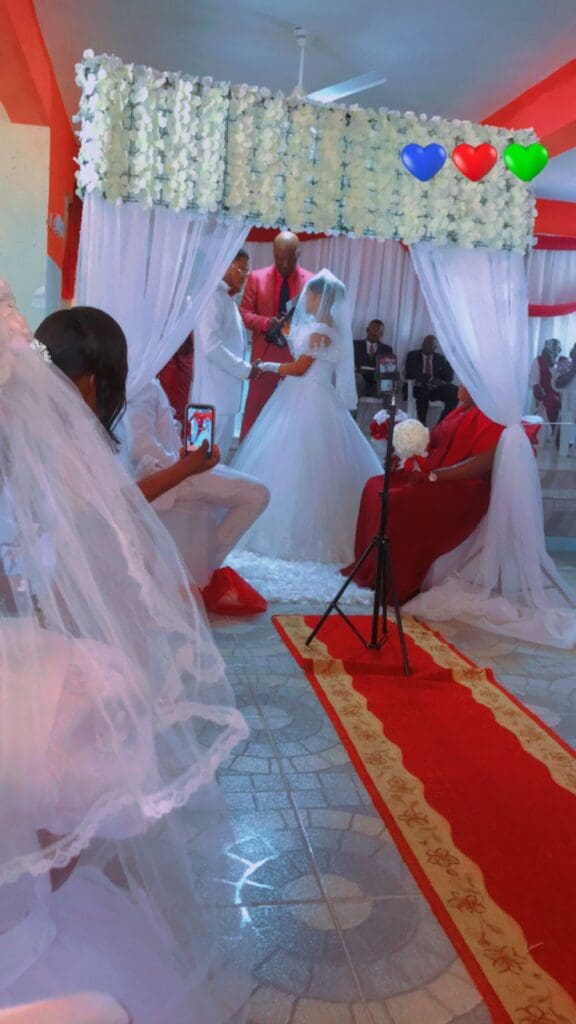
[{"xmin": 290, "ymin": 27, "xmax": 387, "ymax": 105}]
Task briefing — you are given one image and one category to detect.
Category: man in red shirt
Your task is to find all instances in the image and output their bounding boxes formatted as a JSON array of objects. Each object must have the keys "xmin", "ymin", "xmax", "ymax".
[{"xmin": 239, "ymin": 231, "xmax": 313, "ymax": 440}]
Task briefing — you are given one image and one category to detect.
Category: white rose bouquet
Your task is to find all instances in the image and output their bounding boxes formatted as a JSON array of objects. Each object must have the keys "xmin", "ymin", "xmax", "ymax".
[{"xmin": 392, "ymin": 418, "xmax": 430, "ymax": 471}]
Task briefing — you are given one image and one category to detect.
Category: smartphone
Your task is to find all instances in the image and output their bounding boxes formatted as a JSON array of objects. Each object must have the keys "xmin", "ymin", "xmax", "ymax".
[{"xmin": 186, "ymin": 404, "xmax": 216, "ymax": 455}]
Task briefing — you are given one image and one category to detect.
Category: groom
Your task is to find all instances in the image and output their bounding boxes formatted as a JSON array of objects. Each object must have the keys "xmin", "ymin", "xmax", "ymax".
[{"xmin": 239, "ymin": 231, "xmax": 313, "ymax": 440}]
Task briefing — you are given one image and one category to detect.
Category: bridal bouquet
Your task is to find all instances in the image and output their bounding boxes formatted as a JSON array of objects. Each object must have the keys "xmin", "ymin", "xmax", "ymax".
[
  {"xmin": 393, "ymin": 418, "xmax": 430, "ymax": 471},
  {"xmin": 370, "ymin": 410, "xmax": 430, "ymax": 470}
]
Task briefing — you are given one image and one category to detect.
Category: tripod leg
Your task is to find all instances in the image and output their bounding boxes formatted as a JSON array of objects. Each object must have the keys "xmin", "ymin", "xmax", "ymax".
[
  {"xmin": 370, "ymin": 538, "xmax": 386, "ymax": 647},
  {"xmin": 306, "ymin": 537, "xmax": 380, "ymax": 646},
  {"xmin": 387, "ymin": 545, "xmax": 411, "ymax": 676}
]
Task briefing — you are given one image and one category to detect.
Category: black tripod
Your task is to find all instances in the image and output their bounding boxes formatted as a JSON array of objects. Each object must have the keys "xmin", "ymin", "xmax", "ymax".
[{"xmin": 305, "ymin": 388, "xmax": 411, "ymax": 675}]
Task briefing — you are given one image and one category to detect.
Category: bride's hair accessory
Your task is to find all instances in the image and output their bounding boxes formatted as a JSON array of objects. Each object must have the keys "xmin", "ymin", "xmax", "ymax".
[{"xmin": 30, "ymin": 337, "xmax": 52, "ymax": 364}]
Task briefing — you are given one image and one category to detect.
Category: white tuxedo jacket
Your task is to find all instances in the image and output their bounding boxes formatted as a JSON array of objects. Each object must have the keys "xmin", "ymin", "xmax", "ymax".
[{"xmin": 192, "ymin": 283, "xmax": 251, "ymax": 414}]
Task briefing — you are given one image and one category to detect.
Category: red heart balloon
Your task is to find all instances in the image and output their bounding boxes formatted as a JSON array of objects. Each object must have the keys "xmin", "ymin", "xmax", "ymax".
[{"xmin": 451, "ymin": 143, "xmax": 498, "ymax": 181}]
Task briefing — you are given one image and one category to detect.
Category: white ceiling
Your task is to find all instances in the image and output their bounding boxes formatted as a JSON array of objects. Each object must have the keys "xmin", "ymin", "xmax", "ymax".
[{"xmin": 35, "ymin": 0, "xmax": 576, "ymax": 201}]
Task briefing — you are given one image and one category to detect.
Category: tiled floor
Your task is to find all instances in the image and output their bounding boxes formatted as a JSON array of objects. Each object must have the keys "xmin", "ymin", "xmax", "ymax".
[{"xmin": 206, "ymin": 551, "xmax": 576, "ymax": 1024}]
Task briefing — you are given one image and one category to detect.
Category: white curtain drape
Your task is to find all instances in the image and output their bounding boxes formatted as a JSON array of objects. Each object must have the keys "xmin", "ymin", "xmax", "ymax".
[
  {"xmin": 527, "ymin": 248, "xmax": 576, "ymax": 368},
  {"xmin": 246, "ymin": 237, "xmax": 433, "ymax": 365},
  {"xmin": 77, "ymin": 193, "xmax": 247, "ymax": 399},
  {"xmin": 405, "ymin": 243, "xmax": 576, "ymax": 648}
]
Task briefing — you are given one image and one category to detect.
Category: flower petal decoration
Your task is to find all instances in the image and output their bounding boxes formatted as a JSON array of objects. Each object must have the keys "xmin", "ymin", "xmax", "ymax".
[{"xmin": 74, "ymin": 53, "xmax": 538, "ymax": 252}]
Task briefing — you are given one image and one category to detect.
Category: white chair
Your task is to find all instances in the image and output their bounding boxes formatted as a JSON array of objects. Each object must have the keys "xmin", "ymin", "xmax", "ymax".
[
  {"xmin": 405, "ymin": 379, "xmax": 444, "ymax": 426},
  {"xmin": 558, "ymin": 387, "xmax": 575, "ymax": 457},
  {"xmin": 0, "ymin": 993, "xmax": 130, "ymax": 1024},
  {"xmin": 356, "ymin": 395, "xmax": 382, "ymax": 435}
]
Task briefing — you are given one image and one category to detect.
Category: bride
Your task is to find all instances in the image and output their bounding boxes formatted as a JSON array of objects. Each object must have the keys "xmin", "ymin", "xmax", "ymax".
[{"xmin": 232, "ymin": 270, "xmax": 382, "ymax": 564}]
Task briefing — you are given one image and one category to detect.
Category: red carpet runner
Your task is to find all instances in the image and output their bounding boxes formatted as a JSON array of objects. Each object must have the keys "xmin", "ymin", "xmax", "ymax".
[{"xmin": 273, "ymin": 614, "xmax": 576, "ymax": 1024}]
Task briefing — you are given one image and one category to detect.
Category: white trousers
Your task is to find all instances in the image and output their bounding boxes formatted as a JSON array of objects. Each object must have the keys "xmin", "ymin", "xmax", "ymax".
[
  {"xmin": 215, "ymin": 413, "xmax": 236, "ymax": 461},
  {"xmin": 155, "ymin": 465, "xmax": 270, "ymax": 588}
]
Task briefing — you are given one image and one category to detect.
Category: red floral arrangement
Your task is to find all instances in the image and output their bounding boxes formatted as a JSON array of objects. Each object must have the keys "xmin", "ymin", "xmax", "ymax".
[{"xmin": 370, "ymin": 417, "xmax": 390, "ymax": 441}]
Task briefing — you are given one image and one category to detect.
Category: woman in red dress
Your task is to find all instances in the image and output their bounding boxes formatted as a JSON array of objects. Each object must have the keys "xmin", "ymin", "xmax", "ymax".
[
  {"xmin": 532, "ymin": 338, "xmax": 561, "ymax": 425},
  {"xmin": 344, "ymin": 386, "xmax": 505, "ymax": 603}
]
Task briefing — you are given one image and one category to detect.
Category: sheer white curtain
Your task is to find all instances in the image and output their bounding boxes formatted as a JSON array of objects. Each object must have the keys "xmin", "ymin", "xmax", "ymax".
[
  {"xmin": 77, "ymin": 193, "xmax": 247, "ymax": 399},
  {"xmin": 246, "ymin": 237, "xmax": 433, "ymax": 363},
  {"xmin": 528, "ymin": 248, "xmax": 576, "ymax": 305},
  {"xmin": 406, "ymin": 243, "xmax": 576, "ymax": 648}
]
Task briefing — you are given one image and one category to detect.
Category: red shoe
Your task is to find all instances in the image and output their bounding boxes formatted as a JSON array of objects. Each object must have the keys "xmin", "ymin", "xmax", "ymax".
[{"xmin": 201, "ymin": 567, "xmax": 267, "ymax": 616}]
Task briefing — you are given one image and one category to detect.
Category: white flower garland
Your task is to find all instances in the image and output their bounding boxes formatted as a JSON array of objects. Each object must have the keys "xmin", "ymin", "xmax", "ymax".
[{"xmin": 75, "ymin": 52, "xmax": 537, "ymax": 251}]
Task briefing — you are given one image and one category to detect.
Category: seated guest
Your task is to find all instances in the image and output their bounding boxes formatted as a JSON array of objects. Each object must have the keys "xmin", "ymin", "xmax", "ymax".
[
  {"xmin": 530, "ymin": 337, "xmax": 561, "ymax": 425},
  {"xmin": 354, "ymin": 319, "xmax": 396, "ymax": 397},
  {"xmin": 404, "ymin": 335, "xmax": 458, "ymax": 424},
  {"xmin": 37, "ymin": 309, "xmax": 270, "ymax": 591},
  {"xmin": 158, "ymin": 333, "xmax": 194, "ymax": 440},
  {"xmin": 123, "ymin": 379, "xmax": 270, "ymax": 588},
  {"xmin": 343, "ymin": 385, "xmax": 505, "ymax": 602},
  {"xmin": 36, "ymin": 309, "xmax": 218, "ymax": 504}
]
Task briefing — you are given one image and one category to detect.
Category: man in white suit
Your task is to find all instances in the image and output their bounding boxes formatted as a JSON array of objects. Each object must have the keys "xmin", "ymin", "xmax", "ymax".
[{"xmin": 192, "ymin": 250, "xmax": 260, "ymax": 459}]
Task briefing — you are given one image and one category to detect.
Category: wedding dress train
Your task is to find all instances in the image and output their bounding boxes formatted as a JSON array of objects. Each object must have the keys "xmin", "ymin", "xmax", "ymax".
[{"xmin": 232, "ymin": 272, "xmax": 382, "ymax": 566}]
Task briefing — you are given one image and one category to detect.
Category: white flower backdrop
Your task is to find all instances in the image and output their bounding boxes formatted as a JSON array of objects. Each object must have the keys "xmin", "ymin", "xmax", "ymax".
[{"xmin": 75, "ymin": 51, "xmax": 537, "ymax": 252}]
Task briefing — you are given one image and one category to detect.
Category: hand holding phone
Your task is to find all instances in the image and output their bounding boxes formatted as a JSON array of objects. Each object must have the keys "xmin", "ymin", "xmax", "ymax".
[
  {"xmin": 180, "ymin": 441, "xmax": 220, "ymax": 477},
  {"xmin": 186, "ymin": 404, "xmax": 216, "ymax": 455}
]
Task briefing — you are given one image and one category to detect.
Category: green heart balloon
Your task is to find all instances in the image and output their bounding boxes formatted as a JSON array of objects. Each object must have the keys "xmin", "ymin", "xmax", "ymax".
[{"xmin": 503, "ymin": 142, "xmax": 549, "ymax": 181}]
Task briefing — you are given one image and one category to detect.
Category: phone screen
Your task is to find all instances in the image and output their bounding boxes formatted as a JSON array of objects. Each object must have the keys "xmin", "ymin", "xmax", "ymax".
[{"xmin": 186, "ymin": 404, "xmax": 215, "ymax": 454}]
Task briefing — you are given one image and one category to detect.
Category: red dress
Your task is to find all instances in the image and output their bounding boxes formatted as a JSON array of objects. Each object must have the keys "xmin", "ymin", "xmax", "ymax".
[
  {"xmin": 344, "ymin": 405, "xmax": 505, "ymax": 602},
  {"xmin": 158, "ymin": 335, "xmax": 194, "ymax": 440}
]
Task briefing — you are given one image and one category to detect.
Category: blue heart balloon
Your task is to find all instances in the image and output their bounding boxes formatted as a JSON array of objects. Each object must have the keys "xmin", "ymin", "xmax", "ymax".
[{"xmin": 401, "ymin": 143, "xmax": 447, "ymax": 182}]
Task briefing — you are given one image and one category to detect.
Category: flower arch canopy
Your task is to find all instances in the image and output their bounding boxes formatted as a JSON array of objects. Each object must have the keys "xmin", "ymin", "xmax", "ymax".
[{"xmin": 75, "ymin": 51, "xmax": 537, "ymax": 252}]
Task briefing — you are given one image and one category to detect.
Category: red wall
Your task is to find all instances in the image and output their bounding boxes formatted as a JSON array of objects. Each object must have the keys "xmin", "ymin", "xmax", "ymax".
[{"xmin": 0, "ymin": 0, "xmax": 78, "ymax": 268}]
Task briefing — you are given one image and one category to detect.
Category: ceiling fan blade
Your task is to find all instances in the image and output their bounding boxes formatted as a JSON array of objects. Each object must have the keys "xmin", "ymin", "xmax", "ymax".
[{"xmin": 307, "ymin": 71, "xmax": 387, "ymax": 105}]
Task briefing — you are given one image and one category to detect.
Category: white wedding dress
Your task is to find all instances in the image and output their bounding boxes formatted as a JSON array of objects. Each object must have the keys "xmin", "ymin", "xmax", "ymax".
[{"xmin": 232, "ymin": 319, "xmax": 382, "ymax": 565}]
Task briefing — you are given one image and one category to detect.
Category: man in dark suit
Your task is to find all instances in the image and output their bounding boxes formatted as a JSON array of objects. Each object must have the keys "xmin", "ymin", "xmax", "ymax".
[
  {"xmin": 354, "ymin": 319, "xmax": 396, "ymax": 397},
  {"xmin": 404, "ymin": 335, "xmax": 458, "ymax": 424}
]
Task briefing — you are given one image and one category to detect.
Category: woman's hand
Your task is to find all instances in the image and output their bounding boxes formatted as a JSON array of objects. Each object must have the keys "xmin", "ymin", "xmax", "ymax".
[{"xmin": 179, "ymin": 441, "xmax": 221, "ymax": 476}]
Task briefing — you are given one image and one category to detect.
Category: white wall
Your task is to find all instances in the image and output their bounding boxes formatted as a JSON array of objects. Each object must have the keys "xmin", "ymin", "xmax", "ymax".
[{"xmin": 0, "ymin": 113, "xmax": 50, "ymax": 330}]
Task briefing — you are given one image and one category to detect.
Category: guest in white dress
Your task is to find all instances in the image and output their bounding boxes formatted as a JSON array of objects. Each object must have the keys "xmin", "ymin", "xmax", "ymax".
[
  {"xmin": 0, "ymin": 295, "xmax": 248, "ymax": 1021},
  {"xmin": 123, "ymin": 378, "xmax": 270, "ymax": 588},
  {"xmin": 232, "ymin": 270, "xmax": 382, "ymax": 564},
  {"xmin": 37, "ymin": 307, "xmax": 270, "ymax": 591},
  {"xmin": 193, "ymin": 249, "xmax": 257, "ymax": 460}
]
